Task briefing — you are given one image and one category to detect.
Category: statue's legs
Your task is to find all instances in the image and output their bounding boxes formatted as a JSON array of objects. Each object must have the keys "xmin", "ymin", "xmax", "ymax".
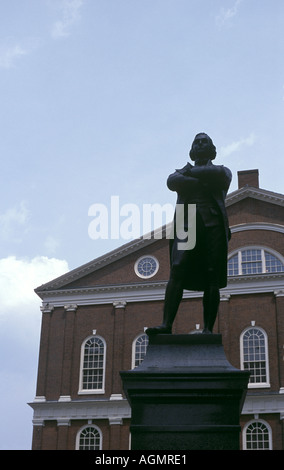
[
  {"xmin": 201, "ymin": 224, "xmax": 223, "ymax": 334},
  {"xmin": 146, "ymin": 222, "xmax": 225, "ymax": 336},
  {"xmin": 146, "ymin": 277, "xmax": 183, "ymax": 335},
  {"xmin": 202, "ymin": 285, "xmax": 220, "ymax": 334}
]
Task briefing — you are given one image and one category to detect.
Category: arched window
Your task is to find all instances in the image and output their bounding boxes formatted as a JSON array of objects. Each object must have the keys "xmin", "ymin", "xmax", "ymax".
[
  {"xmin": 243, "ymin": 420, "xmax": 272, "ymax": 450},
  {"xmin": 240, "ymin": 327, "xmax": 270, "ymax": 388},
  {"xmin": 79, "ymin": 336, "xmax": 106, "ymax": 393},
  {"xmin": 228, "ymin": 247, "xmax": 284, "ymax": 276},
  {"xmin": 132, "ymin": 333, "xmax": 149, "ymax": 368},
  {"xmin": 76, "ymin": 425, "xmax": 102, "ymax": 450}
]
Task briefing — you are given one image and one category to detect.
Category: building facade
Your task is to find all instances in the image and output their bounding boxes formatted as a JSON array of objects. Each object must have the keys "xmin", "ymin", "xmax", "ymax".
[{"xmin": 29, "ymin": 169, "xmax": 284, "ymax": 450}]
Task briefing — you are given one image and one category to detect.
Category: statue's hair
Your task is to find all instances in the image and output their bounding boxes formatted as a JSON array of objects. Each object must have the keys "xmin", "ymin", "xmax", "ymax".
[{"xmin": 189, "ymin": 133, "xmax": 217, "ymax": 161}]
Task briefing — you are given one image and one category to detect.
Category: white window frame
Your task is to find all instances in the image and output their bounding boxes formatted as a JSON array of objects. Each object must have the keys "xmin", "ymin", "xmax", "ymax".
[
  {"xmin": 228, "ymin": 246, "xmax": 284, "ymax": 276},
  {"xmin": 242, "ymin": 419, "xmax": 272, "ymax": 450},
  {"xmin": 78, "ymin": 335, "xmax": 106, "ymax": 394},
  {"xmin": 240, "ymin": 326, "xmax": 270, "ymax": 389},
  {"xmin": 131, "ymin": 333, "xmax": 149, "ymax": 369},
  {"xmin": 134, "ymin": 255, "xmax": 159, "ymax": 279},
  {"xmin": 76, "ymin": 424, "xmax": 102, "ymax": 450}
]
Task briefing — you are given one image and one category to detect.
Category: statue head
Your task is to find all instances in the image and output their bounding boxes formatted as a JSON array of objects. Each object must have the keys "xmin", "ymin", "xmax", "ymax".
[{"xmin": 189, "ymin": 133, "xmax": 216, "ymax": 162}]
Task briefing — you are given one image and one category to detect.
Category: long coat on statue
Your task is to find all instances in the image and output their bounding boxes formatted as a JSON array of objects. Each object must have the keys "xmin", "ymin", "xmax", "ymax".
[{"xmin": 168, "ymin": 160, "xmax": 232, "ymax": 291}]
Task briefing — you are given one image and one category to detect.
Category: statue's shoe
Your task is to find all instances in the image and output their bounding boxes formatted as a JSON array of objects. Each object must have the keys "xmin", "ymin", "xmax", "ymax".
[
  {"xmin": 145, "ymin": 325, "xmax": 172, "ymax": 335},
  {"xmin": 202, "ymin": 327, "xmax": 213, "ymax": 334}
]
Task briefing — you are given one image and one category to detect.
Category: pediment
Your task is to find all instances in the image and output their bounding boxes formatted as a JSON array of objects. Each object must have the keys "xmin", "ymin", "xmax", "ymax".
[
  {"xmin": 226, "ymin": 186, "xmax": 284, "ymax": 207},
  {"xmin": 35, "ymin": 226, "xmax": 170, "ymax": 297}
]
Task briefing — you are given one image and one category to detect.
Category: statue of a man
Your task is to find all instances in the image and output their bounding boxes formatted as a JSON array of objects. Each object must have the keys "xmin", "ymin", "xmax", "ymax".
[{"xmin": 146, "ymin": 133, "xmax": 232, "ymax": 335}]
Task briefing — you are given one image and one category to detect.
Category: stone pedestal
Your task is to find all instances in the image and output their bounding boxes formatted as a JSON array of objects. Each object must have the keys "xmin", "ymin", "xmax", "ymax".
[{"xmin": 120, "ymin": 334, "xmax": 249, "ymax": 450}]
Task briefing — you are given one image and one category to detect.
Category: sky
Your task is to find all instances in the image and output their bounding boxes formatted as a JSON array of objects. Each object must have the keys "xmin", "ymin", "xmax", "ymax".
[{"xmin": 0, "ymin": 0, "xmax": 284, "ymax": 450}]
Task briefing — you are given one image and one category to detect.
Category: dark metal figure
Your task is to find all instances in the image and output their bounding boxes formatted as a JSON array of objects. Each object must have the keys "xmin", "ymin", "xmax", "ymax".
[{"xmin": 146, "ymin": 133, "xmax": 232, "ymax": 335}]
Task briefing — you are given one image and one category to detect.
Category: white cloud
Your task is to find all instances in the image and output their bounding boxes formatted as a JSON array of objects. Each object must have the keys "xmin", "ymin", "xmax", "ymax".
[
  {"xmin": 51, "ymin": 0, "xmax": 84, "ymax": 39},
  {"xmin": 216, "ymin": 0, "xmax": 244, "ymax": 27},
  {"xmin": 0, "ymin": 44, "xmax": 27, "ymax": 69},
  {"xmin": 218, "ymin": 133, "xmax": 256, "ymax": 159},
  {"xmin": 0, "ymin": 255, "xmax": 69, "ymax": 313}
]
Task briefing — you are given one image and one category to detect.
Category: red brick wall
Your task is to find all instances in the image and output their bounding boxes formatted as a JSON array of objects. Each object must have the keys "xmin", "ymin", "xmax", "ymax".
[
  {"xmin": 227, "ymin": 198, "xmax": 283, "ymax": 227},
  {"xmin": 229, "ymin": 229, "xmax": 284, "ymax": 255}
]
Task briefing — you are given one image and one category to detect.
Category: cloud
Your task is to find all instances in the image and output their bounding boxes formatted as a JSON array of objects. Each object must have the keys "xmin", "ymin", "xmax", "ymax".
[
  {"xmin": 0, "ymin": 37, "xmax": 41, "ymax": 70},
  {"xmin": 0, "ymin": 201, "xmax": 31, "ymax": 242},
  {"xmin": 218, "ymin": 133, "xmax": 256, "ymax": 159},
  {"xmin": 0, "ymin": 255, "xmax": 68, "ymax": 314},
  {"xmin": 51, "ymin": 0, "xmax": 84, "ymax": 39},
  {"xmin": 0, "ymin": 44, "xmax": 27, "ymax": 69},
  {"xmin": 216, "ymin": 0, "xmax": 244, "ymax": 27}
]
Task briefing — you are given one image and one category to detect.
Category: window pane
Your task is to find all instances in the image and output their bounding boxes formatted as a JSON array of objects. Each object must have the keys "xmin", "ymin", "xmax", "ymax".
[
  {"xmin": 82, "ymin": 337, "xmax": 105, "ymax": 390},
  {"xmin": 246, "ymin": 422, "xmax": 270, "ymax": 450},
  {"xmin": 228, "ymin": 254, "xmax": 238, "ymax": 276},
  {"xmin": 242, "ymin": 328, "xmax": 267, "ymax": 384},
  {"xmin": 79, "ymin": 427, "xmax": 101, "ymax": 450},
  {"xmin": 228, "ymin": 248, "xmax": 284, "ymax": 276},
  {"xmin": 265, "ymin": 252, "xmax": 284, "ymax": 273},
  {"xmin": 134, "ymin": 334, "xmax": 149, "ymax": 368},
  {"xmin": 241, "ymin": 249, "xmax": 262, "ymax": 274}
]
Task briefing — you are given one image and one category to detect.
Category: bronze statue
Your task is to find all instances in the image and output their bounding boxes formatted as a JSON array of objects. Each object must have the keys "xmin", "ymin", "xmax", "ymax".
[{"xmin": 146, "ymin": 133, "xmax": 232, "ymax": 335}]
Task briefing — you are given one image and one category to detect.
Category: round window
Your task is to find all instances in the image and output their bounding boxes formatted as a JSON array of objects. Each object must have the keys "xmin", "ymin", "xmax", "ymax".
[{"xmin": 134, "ymin": 256, "xmax": 159, "ymax": 279}]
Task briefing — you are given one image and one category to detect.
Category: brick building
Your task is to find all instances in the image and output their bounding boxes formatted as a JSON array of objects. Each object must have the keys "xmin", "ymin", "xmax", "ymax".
[{"xmin": 29, "ymin": 169, "xmax": 284, "ymax": 450}]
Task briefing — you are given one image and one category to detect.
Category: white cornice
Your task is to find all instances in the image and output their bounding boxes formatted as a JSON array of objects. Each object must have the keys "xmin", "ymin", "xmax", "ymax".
[
  {"xmin": 242, "ymin": 392, "xmax": 284, "ymax": 415},
  {"xmin": 37, "ymin": 273, "xmax": 284, "ymax": 307},
  {"xmin": 29, "ymin": 392, "xmax": 284, "ymax": 425},
  {"xmin": 29, "ymin": 398, "xmax": 131, "ymax": 424}
]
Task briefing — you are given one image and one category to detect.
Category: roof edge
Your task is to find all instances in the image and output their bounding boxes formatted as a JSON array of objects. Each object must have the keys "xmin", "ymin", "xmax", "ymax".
[{"xmin": 226, "ymin": 186, "xmax": 284, "ymax": 207}]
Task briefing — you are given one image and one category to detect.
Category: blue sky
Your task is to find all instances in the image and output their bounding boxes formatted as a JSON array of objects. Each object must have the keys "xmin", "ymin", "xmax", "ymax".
[{"xmin": 0, "ymin": 0, "xmax": 284, "ymax": 449}]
